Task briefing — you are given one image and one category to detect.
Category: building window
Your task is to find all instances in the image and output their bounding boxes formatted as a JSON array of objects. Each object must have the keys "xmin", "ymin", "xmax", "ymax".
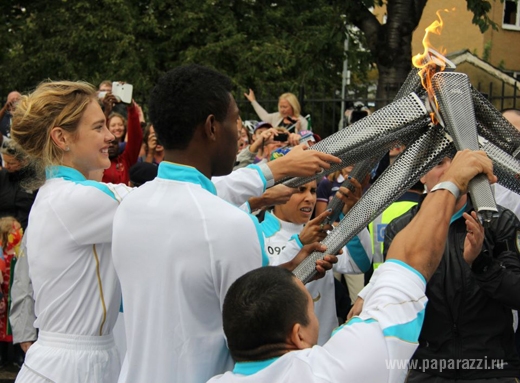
[{"xmin": 503, "ymin": 0, "xmax": 520, "ymax": 30}]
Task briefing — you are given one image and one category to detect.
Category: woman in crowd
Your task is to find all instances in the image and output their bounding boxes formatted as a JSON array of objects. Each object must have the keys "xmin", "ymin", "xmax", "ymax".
[
  {"xmin": 107, "ymin": 113, "xmax": 127, "ymax": 153},
  {"xmin": 102, "ymin": 103, "xmax": 142, "ymax": 185},
  {"xmin": 11, "ymin": 81, "xmax": 132, "ymax": 382},
  {"xmin": 261, "ymin": 178, "xmax": 372, "ymax": 344},
  {"xmin": 244, "ymin": 89, "xmax": 308, "ymax": 132}
]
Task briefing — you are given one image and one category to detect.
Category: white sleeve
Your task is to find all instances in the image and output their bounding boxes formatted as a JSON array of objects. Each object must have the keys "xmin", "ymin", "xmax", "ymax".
[
  {"xmin": 10, "ymin": 234, "xmax": 37, "ymax": 344},
  {"xmin": 315, "ymin": 261, "xmax": 427, "ymax": 383},
  {"xmin": 213, "ymin": 164, "xmax": 274, "ymax": 206},
  {"xmin": 298, "ymin": 115, "xmax": 308, "ymax": 131},
  {"xmin": 495, "ymin": 183, "xmax": 520, "ymax": 219},
  {"xmin": 357, "ymin": 282, "xmax": 374, "ymax": 300},
  {"xmin": 250, "ymin": 101, "xmax": 277, "ymax": 124},
  {"xmin": 334, "ymin": 228, "xmax": 373, "ymax": 274}
]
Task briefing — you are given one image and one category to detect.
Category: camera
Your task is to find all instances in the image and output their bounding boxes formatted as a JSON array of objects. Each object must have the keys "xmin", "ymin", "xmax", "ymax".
[
  {"xmin": 112, "ymin": 82, "xmax": 133, "ymax": 104},
  {"xmin": 273, "ymin": 133, "xmax": 289, "ymax": 142}
]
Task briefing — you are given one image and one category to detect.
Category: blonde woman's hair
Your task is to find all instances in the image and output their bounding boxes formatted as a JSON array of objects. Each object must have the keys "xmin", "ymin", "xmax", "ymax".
[
  {"xmin": 278, "ymin": 93, "xmax": 301, "ymax": 117},
  {"xmin": 11, "ymin": 80, "xmax": 97, "ymax": 170}
]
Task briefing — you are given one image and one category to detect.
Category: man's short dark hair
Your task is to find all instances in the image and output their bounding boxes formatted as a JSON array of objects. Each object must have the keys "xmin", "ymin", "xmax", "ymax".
[
  {"xmin": 223, "ymin": 266, "xmax": 310, "ymax": 362},
  {"xmin": 148, "ymin": 64, "xmax": 234, "ymax": 150}
]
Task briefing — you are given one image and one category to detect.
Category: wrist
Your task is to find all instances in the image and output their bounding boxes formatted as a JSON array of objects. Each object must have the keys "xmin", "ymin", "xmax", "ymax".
[
  {"xmin": 266, "ymin": 160, "xmax": 290, "ymax": 182},
  {"xmin": 248, "ymin": 196, "xmax": 262, "ymax": 212},
  {"xmin": 257, "ymin": 163, "xmax": 275, "ymax": 188},
  {"xmin": 298, "ymin": 234, "xmax": 309, "ymax": 246},
  {"xmin": 430, "ymin": 181, "xmax": 461, "ymax": 200},
  {"xmin": 250, "ymin": 142, "xmax": 260, "ymax": 153}
]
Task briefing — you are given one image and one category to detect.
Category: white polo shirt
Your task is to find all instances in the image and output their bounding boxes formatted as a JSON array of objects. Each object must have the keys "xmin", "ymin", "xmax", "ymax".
[
  {"xmin": 27, "ymin": 166, "xmax": 130, "ymax": 336},
  {"xmin": 261, "ymin": 211, "xmax": 372, "ymax": 345},
  {"xmin": 208, "ymin": 261, "xmax": 427, "ymax": 383},
  {"xmin": 495, "ymin": 183, "xmax": 520, "ymax": 219},
  {"xmin": 112, "ymin": 162, "xmax": 271, "ymax": 383}
]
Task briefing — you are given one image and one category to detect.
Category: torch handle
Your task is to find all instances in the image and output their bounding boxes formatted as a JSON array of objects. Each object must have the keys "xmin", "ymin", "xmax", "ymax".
[
  {"xmin": 467, "ymin": 174, "xmax": 499, "ymax": 223},
  {"xmin": 431, "ymin": 72, "xmax": 498, "ymax": 223},
  {"xmin": 323, "ymin": 157, "xmax": 381, "ymax": 226}
]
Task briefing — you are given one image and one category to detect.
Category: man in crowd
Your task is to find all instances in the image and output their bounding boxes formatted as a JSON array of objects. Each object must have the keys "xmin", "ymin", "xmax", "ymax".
[
  {"xmin": 207, "ymin": 149, "xmax": 497, "ymax": 383},
  {"xmin": 0, "ymin": 91, "xmax": 21, "ymax": 146},
  {"xmin": 112, "ymin": 64, "xmax": 341, "ymax": 383},
  {"xmin": 494, "ymin": 108, "xmax": 520, "ymax": 218},
  {"xmin": 385, "ymin": 155, "xmax": 520, "ymax": 382}
]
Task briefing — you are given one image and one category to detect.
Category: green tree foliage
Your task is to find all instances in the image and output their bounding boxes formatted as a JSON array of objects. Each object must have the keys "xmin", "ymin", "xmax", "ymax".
[
  {"xmin": 0, "ymin": 0, "xmax": 352, "ymax": 106},
  {"xmin": 344, "ymin": 0, "xmax": 501, "ymax": 106},
  {"xmin": 0, "ymin": 0, "xmax": 500, "ymax": 116},
  {"xmin": 1, "ymin": 0, "xmax": 140, "ymax": 91}
]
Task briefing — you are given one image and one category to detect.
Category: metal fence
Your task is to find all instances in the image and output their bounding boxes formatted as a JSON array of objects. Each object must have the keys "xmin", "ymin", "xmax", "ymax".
[{"xmin": 238, "ymin": 80, "xmax": 520, "ymax": 139}]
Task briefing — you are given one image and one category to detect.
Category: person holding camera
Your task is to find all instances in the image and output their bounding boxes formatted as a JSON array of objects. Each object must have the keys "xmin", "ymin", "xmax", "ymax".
[
  {"xmin": 102, "ymin": 101, "xmax": 143, "ymax": 185},
  {"xmin": 244, "ymin": 90, "xmax": 308, "ymax": 133},
  {"xmin": 0, "ymin": 91, "xmax": 22, "ymax": 145},
  {"xmin": 139, "ymin": 124, "xmax": 165, "ymax": 166},
  {"xmin": 98, "ymin": 81, "xmax": 144, "ymax": 122},
  {"xmin": 234, "ymin": 123, "xmax": 291, "ymax": 169}
]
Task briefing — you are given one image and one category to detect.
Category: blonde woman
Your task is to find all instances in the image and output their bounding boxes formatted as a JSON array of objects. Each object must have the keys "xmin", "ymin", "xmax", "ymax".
[
  {"xmin": 11, "ymin": 81, "xmax": 131, "ymax": 382},
  {"xmin": 244, "ymin": 89, "xmax": 308, "ymax": 132}
]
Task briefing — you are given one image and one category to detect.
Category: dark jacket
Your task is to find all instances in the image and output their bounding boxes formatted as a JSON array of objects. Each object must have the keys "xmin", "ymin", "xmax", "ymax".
[
  {"xmin": 384, "ymin": 196, "xmax": 520, "ymax": 379},
  {"xmin": 0, "ymin": 169, "xmax": 36, "ymax": 230}
]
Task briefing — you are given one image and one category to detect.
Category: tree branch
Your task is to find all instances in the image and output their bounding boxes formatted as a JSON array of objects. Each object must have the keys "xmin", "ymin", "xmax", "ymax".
[{"xmin": 346, "ymin": 0, "xmax": 381, "ymax": 53}]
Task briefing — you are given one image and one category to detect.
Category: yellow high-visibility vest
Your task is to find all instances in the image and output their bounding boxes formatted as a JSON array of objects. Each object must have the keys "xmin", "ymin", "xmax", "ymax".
[{"xmin": 368, "ymin": 200, "xmax": 418, "ymax": 269}]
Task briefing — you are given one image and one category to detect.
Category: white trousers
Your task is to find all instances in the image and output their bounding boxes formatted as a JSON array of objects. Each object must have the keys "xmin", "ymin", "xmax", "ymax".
[{"xmin": 16, "ymin": 331, "xmax": 121, "ymax": 383}]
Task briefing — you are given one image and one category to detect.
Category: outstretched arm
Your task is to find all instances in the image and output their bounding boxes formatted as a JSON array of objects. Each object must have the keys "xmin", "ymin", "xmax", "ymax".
[
  {"xmin": 324, "ymin": 151, "xmax": 496, "ymax": 383},
  {"xmin": 245, "ymin": 89, "xmax": 273, "ymax": 123},
  {"xmin": 266, "ymin": 144, "xmax": 341, "ymax": 182}
]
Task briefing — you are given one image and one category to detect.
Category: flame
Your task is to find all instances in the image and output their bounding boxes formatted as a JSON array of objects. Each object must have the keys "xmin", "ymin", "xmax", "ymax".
[{"xmin": 412, "ymin": 9, "xmax": 454, "ymax": 123}]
